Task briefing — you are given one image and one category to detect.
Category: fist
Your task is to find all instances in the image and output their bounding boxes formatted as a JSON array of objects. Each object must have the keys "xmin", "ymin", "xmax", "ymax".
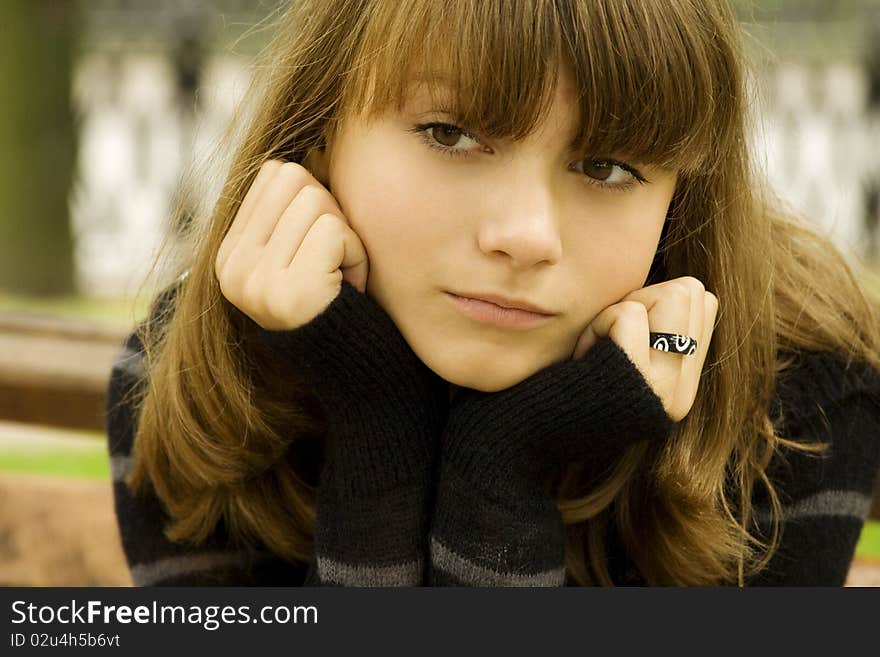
[
  {"xmin": 573, "ymin": 276, "xmax": 719, "ymax": 422},
  {"xmin": 214, "ymin": 160, "xmax": 369, "ymax": 331}
]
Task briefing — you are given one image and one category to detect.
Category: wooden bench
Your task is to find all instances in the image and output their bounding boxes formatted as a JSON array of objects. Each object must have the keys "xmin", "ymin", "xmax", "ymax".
[{"xmin": 0, "ymin": 312, "xmax": 129, "ymax": 432}]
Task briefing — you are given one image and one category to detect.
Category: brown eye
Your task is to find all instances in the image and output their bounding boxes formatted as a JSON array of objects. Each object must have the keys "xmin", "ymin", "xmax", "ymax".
[
  {"xmin": 431, "ymin": 125, "xmax": 463, "ymax": 148},
  {"xmin": 583, "ymin": 159, "xmax": 613, "ymax": 181}
]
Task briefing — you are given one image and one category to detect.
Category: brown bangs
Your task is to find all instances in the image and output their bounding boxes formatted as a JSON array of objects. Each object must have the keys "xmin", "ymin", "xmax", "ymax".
[{"xmin": 340, "ymin": 0, "xmax": 742, "ymax": 174}]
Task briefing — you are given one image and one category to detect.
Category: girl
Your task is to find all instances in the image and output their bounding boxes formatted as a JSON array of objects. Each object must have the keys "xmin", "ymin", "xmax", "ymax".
[{"xmin": 106, "ymin": 0, "xmax": 880, "ymax": 586}]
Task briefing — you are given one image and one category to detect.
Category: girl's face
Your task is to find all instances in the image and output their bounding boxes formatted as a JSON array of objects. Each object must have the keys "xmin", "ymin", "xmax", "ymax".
[{"xmin": 314, "ymin": 65, "xmax": 678, "ymax": 391}]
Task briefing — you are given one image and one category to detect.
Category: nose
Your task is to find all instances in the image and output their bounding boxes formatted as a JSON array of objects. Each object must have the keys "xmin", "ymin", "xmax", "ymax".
[{"xmin": 477, "ymin": 174, "xmax": 563, "ymax": 269}]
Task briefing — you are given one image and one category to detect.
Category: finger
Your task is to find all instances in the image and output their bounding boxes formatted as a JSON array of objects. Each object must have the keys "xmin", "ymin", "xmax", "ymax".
[
  {"xmin": 572, "ymin": 323, "xmax": 598, "ymax": 359},
  {"xmin": 698, "ymin": 292, "xmax": 718, "ymax": 373},
  {"xmin": 216, "ymin": 160, "xmax": 283, "ymax": 271},
  {"xmin": 626, "ymin": 278, "xmax": 704, "ymax": 410},
  {"xmin": 677, "ymin": 292, "xmax": 718, "ymax": 417},
  {"xmin": 617, "ymin": 281, "xmax": 693, "ymax": 420},
  {"xmin": 644, "ymin": 290, "xmax": 691, "ymax": 416},
  {"xmin": 586, "ymin": 301, "xmax": 652, "ymax": 378},
  {"xmin": 673, "ymin": 283, "xmax": 706, "ymax": 417},
  {"xmin": 335, "ymin": 216, "xmax": 369, "ymax": 293},
  {"xmin": 238, "ymin": 164, "xmax": 339, "ymax": 256},
  {"xmin": 662, "ymin": 282, "xmax": 704, "ymax": 419},
  {"xmin": 622, "ymin": 276, "xmax": 703, "ymax": 311},
  {"xmin": 340, "ymin": 240, "xmax": 370, "ymax": 295},
  {"xmin": 261, "ymin": 186, "xmax": 328, "ymax": 271},
  {"xmin": 287, "ymin": 213, "xmax": 369, "ymax": 293},
  {"xmin": 644, "ymin": 284, "xmax": 692, "ymax": 365},
  {"xmin": 705, "ymin": 292, "xmax": 719, "ymax": 360},
  {"xmin": 574, "ymin": 283, "xmax": 667, "ymax": 360}
]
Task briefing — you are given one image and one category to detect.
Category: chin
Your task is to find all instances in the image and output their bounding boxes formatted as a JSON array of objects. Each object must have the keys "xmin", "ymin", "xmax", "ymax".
[
  {"xmin": 410, "ymin": 332, "xmax": 573, "ymax": 392},
  {"xmin": 431, "ymin": 358, "xmax": 547, "ymax": 392}
]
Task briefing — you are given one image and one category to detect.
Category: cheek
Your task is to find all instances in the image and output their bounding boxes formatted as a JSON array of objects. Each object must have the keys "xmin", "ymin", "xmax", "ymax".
[
  {"xmin": 330, "ymin": 152, "xmax": 435, "ymax": 260},
  {"xmin": 568, "ymin": 197, "xmax": 668, "ymax": 300},
  {"xmin": 332, "ymin": 156, "xmax": 472, "ymax": 276}
]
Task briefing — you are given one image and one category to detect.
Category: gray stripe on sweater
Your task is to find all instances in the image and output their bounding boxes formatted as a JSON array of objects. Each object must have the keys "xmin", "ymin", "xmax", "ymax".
[
  {"xmin": 130, "ymin": 551, "xmax": 254, "ymax": 585},
  {"xmin": 316, "ymin": 555, "xmax": 423, "ymax": 586},
  {"xmin": 753, "ymin": 490, "xmax": 872, "ymax": 524},
  {"xmin": 430, "ymin": 536, "xmax": 566, "ymax": 586},
  {"xmin": 110, "ymin": 455, "xmax": 132, "ymax": 483}
]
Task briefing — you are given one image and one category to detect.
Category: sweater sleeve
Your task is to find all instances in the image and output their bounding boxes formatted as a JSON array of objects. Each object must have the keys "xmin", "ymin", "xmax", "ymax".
[
  {"xmin": 107, "ymin": 280, "xmax": 447, "ymax": 586},
  {"xmin": 106, "ymin": 332, "xmax": 309, "ymax": 585},
  {"xmin": 427, "ymin": 337, "xmax": 678, "ymax": 586},
  {"xmin": 251, "ymin": 280, "xmax": 448, "ymax": 586},
  {"xmin": 745, "ymin": 352, "xmax": 880, "ymax": 586}
]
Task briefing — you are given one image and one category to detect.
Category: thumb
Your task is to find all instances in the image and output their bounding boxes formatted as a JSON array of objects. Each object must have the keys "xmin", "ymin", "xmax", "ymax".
[
  {"xmin": 572, "ymin": 323, "xmax": 598, "ymax": 360},
  {"xmin": 341, "ymin": 262, "xmax": 368, "ymax": 294},
  {"xmin": 339, "ymin": 224, "xmax": 369, "ymax": 293}
]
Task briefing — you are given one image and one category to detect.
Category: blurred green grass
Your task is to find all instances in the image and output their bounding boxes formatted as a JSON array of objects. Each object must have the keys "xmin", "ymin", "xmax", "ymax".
[
  {"xmin": 0, "ymin": 428, "xmax": 109, "ymax": 481},
  {"xmin": 0, "ymin": 441, "xmax": 109, "ymax": 480},
  {"xmin": 857, "ymin": 522, "xmax": 880, "ymax": 558}
]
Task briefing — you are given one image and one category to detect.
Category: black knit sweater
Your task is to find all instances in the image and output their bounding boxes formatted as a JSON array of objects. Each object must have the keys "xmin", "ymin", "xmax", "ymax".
[{"xmin": 105, "ymin": 279, "xmax": 880, "ymax": 586}]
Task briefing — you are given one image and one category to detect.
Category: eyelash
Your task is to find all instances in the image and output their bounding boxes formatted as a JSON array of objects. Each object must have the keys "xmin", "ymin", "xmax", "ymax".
[{"xmin": 408, "ymin": 121, "xmax": 648, "ymax": 192}]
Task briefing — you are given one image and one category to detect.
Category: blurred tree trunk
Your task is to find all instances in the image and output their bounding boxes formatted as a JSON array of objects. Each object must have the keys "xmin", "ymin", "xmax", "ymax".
[{"xmin": 0, "ymin": 1, "xmax": 77, "ymax": 297}]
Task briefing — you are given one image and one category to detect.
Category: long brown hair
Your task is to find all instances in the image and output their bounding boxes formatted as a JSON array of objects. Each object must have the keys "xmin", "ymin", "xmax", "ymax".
[{"xmin": 119, "ymin": 0, "xmax": 880, "ymax": 585}]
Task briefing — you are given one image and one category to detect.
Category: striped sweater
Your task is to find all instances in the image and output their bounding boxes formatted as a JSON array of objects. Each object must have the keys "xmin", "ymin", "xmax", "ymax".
[{"xmin": 106, "ymin": 279, "xmax": 880, "ymax": 586}]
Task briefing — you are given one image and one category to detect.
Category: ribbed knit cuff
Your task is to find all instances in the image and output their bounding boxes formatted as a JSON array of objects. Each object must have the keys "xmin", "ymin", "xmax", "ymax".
[
  {"xmin": 251, "ymin": 280, "xmax": 447, "ymax": 496},
  {"xmin": 441, "ymin": 337, "xmax": 678, "ymax": 494},
  {"xmin": 770, "ymin": 348, "xmax": 880, "ymax": 434}
]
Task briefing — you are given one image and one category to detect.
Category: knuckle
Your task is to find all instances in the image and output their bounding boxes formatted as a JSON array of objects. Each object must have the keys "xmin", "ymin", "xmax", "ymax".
[
  {"xmin": 263, "ymin": 281, "xmax": 290, "ymax": 319},
  {"xmin": 215, "ymin": 254, "xmax": 235, "ymax": 288},
  {"xmin": 278, "ymin": 161, "xmax": 311, "ymax": 186},
  {"xmin": 619, "ymin": 300, "xmax": 647, "ymax": 317},
  {"xmin": 217, "ymin": 265, "xmax": 243, "ymax": 306},
  {"xmin": 215, "ymin": 265, "xmax": 230, "ymax": 297},
  {"xmin": 294, "ymin": 184, "xmax": 325, "ymax": 205},
  {"xmin": 242, "ymin": 272, "xmax": 264, "ymax": 305},
  {"xmin": 314, "ymin": 211, "xmax": 341, "ymax": 230},
  {"xmin": 680, "ymin": 276, "xmax": 705, "ymax": 294},
  {"xmin": 669, "ymin": 283, "xmax": 691, "ymax": 303},
  {"xmin": 302, "ymin": 183, "xmax": 324, "ymax": 197},
  {"xmin": 279, "ymin": 161, "xmax": 304, "ymax": 175},
  {"xmin": 214, "ymin": 250, "xmax": 226, "ymax": 279}
]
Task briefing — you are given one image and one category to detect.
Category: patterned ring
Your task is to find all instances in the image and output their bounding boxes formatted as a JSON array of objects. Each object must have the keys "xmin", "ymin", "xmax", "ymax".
[{"xmin": 648, "ymin": 332, "xmax": 698, "ymax": 356}]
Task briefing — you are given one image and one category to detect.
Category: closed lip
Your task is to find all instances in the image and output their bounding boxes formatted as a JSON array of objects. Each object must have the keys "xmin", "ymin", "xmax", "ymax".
[{"xmin": 447, "ymin": 291, "xmax": 556, "ymax": 316}]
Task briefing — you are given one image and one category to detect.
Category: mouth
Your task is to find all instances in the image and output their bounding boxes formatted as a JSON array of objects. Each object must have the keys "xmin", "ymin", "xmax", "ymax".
[{"xmin": 445, "ymin": 292, "xmax": 556, "ymax": 330}]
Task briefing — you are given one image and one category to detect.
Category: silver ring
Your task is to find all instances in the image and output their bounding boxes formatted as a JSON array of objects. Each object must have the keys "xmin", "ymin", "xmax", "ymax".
[{"xmin": 649, "ymin": 332, "xmax": 697, "ymax": 356}]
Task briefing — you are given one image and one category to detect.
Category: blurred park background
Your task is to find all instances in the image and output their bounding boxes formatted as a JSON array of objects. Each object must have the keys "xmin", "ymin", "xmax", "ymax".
[{"xmin": 1, "ymin": 0, "xmax": 880, "ymax": 586}]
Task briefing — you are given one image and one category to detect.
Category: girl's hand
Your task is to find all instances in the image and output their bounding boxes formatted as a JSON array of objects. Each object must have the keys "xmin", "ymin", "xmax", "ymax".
[
  {"xmin": 572, "ymin": 276, "xmax": 719, "ymax": 422},
  {"xmin": 214, "ymin": 160, "xmax": 369, "ymax": 331}
]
